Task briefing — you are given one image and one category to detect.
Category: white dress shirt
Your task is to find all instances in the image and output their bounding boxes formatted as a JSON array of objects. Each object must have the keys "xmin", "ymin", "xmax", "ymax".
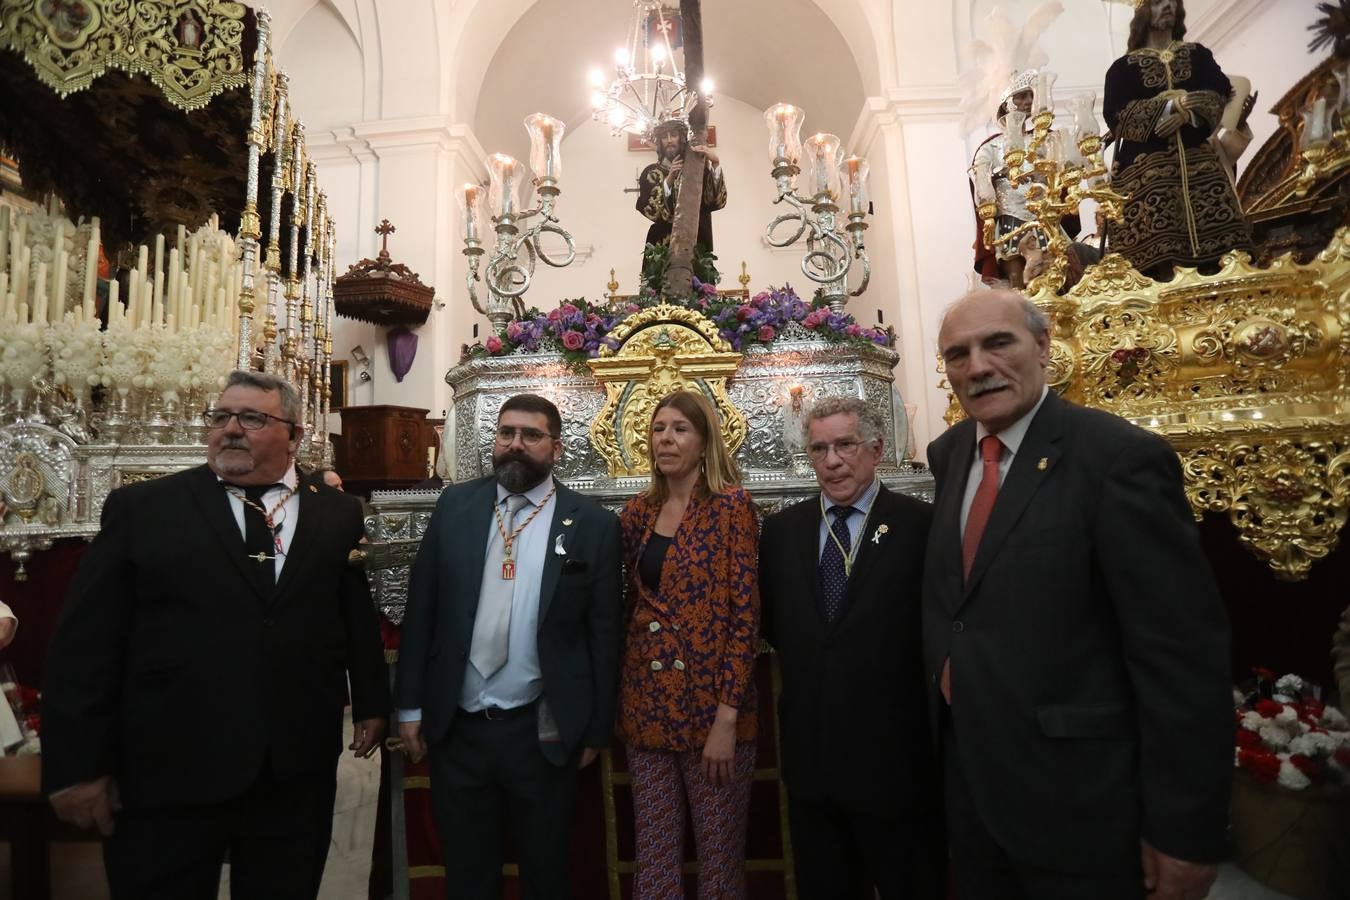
[
  {"xmin": 219, "ymin": 463, "xmax": 300, "ymax": 579},
  {"xmin": 817, "ymin": 476, "xmax": 882, "ymax": 560},
  {"xmin": 959, "ymin": 387, "xmax": 1049, "ymax": 538}
]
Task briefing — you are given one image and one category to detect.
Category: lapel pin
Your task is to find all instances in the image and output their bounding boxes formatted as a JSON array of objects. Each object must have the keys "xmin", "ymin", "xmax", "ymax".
[
  {"xmin": 562, "ymin": 517, "xmax": 574, "ymax": 526},
  {"xmin": 308, "ymin": 484, "xmax": 318, "ymax": 492},
  {"xmin": 871, "ymin": 523, "xmax": 889, "ymax": 544},
  {"xmin": 554, "ymin": 534, "xmax": 567, "ymax": 556},
  {"xmin": 1037, "ymin": 457, "xmax": 1049, "ymax": 471}
]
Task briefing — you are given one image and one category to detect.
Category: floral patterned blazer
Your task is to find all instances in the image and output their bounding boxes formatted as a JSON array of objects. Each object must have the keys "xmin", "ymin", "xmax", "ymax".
[{"xmin": 617, "ymin": 486, "xmax": 760, "ymax": 752}]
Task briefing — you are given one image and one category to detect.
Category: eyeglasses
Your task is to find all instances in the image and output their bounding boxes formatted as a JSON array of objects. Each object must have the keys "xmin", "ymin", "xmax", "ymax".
[
  {"xmin": 806, "ymin": 438, "xmax": 870, "ymax": 461},
  {"xmin": 495, "ymin": 425, "xmax": 559, "ymax": 446},
  {"xmin": 203, "ymin": 408, "xmax": 296, "ymax": 431}
]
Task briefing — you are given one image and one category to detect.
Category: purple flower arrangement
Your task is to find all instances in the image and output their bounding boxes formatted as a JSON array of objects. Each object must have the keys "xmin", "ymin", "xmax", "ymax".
[{"xmin": 460, "ymin": 283, "xmax": 894, "ymax": 369}]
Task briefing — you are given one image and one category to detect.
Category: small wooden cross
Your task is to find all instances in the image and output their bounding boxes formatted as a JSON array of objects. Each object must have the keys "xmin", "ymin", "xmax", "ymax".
[{"xmin": 375, "ymin": 219, "xmax": 396, "ymax": 258}]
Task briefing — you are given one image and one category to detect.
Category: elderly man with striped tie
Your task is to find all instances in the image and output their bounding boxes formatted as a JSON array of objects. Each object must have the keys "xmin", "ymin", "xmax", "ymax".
[{"xmin": 924, "ymin": 288, "xmax": 1232, "ymax": 900}]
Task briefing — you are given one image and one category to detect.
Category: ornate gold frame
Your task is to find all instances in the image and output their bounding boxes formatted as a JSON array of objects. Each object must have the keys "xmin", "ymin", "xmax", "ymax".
[{"xmin": 587, "ymin": 304, "xmax": 746, "ymax": 477}]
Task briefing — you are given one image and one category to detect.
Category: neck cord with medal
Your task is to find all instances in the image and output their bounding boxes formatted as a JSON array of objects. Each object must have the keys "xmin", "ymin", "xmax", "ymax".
[
  {"xmin": 226, "ymin": 484, "xmax": 298, "ymax": 562},
  {"xmin": 494, "ymin": 484, "xmax": 557, "ymax": 580},
  {"xmin": 820, "ymin": 489, "xmax": 876, "ymax": 578}
]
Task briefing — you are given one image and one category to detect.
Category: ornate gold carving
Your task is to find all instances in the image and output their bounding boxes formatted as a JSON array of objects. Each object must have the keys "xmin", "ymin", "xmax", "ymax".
[
  {"xmin": 1179, "ymin": 440, "xmax": 1349, "ymax": 581},
  {"xmin": 1032, "ymin": 229, "xmax": 1350, "ymax": 579},
  {"xmin": 0, "ymin": 0, "xmax": 250, "ymax": 111},
  {"xmin": 587, "ymin": 304, "xmax": 746, "ymax": 477},
  {"xmin": 118, "ymin": 470, "xmax": 169, "ymax": 487}
]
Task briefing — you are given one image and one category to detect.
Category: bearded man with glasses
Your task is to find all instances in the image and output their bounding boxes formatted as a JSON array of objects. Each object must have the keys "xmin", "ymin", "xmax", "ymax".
[
  {"xmin": 395, "ymin": 392, "xmax": 621, "ymax": 899},
  {"xmin": 42, "ymin": 369, "xmax": 389, "ymax": 899},
  {"xmin": 758, "ymin": 396, "xmax": 943, "ymax": 899}
]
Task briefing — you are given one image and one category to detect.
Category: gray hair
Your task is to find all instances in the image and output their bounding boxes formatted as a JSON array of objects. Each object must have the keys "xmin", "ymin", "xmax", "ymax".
[
  {"xmin": 940, "ymin": 288, "xmax": 1050, "ymax": 340},
  {"xmin": 223, "ymin": 370, "xmax": 302, "ymax": 423},
  {"xmin": 802, "ymin": 395, "xmax": 884, "ymax": 446}
]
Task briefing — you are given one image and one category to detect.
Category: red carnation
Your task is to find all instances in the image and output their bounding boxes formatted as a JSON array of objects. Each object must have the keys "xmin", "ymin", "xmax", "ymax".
[
  {"xmin": 1234, "ymin": 728, "xmax": 1262, "ymax": 750},
  {"xmin": 1289, "ymin": 754, "xmax": 1320, "ymax": 782},
  {"xmin": 1254, "ymin": 699, "xmax": 1284, "ymax": 718},
  {"xmin": 1237, "ymin": 748, "xmax": 1280, "ymax": 783},
  {"xmin": 1302, "ymin": 698, "xmax": 1326, "ymax": 718}
]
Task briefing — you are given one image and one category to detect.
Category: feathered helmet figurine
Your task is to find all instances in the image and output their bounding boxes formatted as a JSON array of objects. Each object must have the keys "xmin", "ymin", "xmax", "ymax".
[
  {"xmin": 997, "ymin": 69, "xmax": 1039, "ymax": 123},
  {"xmin": 957, "ymin": 1, "xmax": 1064, "ymax": 136}
]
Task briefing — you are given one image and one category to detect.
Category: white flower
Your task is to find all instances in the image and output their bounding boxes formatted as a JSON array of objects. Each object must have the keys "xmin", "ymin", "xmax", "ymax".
[
  {"xmin": 1276, "ymin": 706, "xmax": 1299, "ymax": 725},
  {"xmin": 1240, "ymin": 711, "xmax": 1265, "ymax": 731},
  {"xmin": 1232, "ymin": 689, "xmax": 1247, "ymax": 706},
  {"xmin": 1259, "ymin": 724, "xmax": 1291, "ymax": 750},
  {"xmin": 1275, "ymin": 674, "xmax": 1305, "ymax": 696},
  {"xmin": 1323, "ymin": 707, "xmax": 1348, "ymax": 729},
  {"xmin": 1277, "ymin": 757, "xmax": 1311, "ymax": 790},
  {"xmin": 1289, "ymin": 733, "xmax": 1330, "ymax": 757}
]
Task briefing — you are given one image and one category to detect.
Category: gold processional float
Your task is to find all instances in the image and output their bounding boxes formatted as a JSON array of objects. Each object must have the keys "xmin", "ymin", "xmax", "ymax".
[
  {"xmin": 0, "ymin": 1, "xmax": 340, "ymax": 578},
  {"xmin": 963, "ymin": 56, "xmax": 1349, "ymax": 583}
]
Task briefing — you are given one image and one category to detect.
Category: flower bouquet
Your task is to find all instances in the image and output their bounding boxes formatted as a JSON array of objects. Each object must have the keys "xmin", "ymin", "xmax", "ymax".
[{"xmin": 1230, "ymin": 668, "xmax": 1350, "ymax": 900}]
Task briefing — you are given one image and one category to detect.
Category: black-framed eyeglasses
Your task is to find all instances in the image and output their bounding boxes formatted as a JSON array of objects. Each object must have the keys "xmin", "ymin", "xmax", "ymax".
[
  {"xmin": 495, "ymin": 425, "xmax": 559, "ymax": 446},
  {"xmin": 203, "ymin": 408, "xmax": 296, "ymax": 431},
  {"xmin": 806, "ymin": 438, "xmax": 869, "ymax": 461}
]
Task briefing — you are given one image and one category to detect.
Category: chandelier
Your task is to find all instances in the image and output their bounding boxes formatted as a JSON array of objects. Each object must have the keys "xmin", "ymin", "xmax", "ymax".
[{"xmin": 588, "ymin": 1, "xmax": 714, "ymax": 139}]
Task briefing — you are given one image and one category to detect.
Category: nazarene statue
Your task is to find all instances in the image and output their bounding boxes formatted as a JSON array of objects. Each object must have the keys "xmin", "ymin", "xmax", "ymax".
[
  {"xmin": 635, "ymin": 118, "xmax": 727, "ymax": 263},
  {"xmin": 1103, "ymin": 0, "xmax": 1253, "ymax": 277}
]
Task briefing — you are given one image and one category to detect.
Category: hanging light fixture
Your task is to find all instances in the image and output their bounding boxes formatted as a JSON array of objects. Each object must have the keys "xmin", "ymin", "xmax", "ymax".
[{"xmin": 587, "ymin": 1, "xmax": 714, "ymax": 140}]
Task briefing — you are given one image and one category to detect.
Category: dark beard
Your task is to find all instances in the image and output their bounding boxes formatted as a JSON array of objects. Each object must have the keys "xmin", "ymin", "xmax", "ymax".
[
  {"xmin": 493, "ymin": 452, "xmax": 551, "ymax": 493},
  {"xmin": 661, "ymin": 143, "xmax": 684, "ymax": 163}
]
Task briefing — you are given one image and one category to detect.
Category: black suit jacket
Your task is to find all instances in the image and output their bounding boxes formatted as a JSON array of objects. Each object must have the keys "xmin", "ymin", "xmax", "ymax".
[
  {"xmin": 760, "ymin": 485, "xmax": 939, "ymax": 819},
  {"xmin": 42, "ymin": 465, "xmax": 389, "ymax": 808},
  {"xmin": 393, "ymin": 476, "xmax": 622, "ymax": 765},
  {"xmin": 923, "ymin": 391, "xmax": 1232, "ymax": 871}
]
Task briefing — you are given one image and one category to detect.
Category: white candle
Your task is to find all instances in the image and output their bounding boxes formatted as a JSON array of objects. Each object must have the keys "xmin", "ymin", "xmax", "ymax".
[
  {"xmin": 82, "ymin": 219, "xmax": 99, "ymax": 319},
  {"xmin": 0, "ymin": 273, "xmax": 9, "ymax": 319},
  {"xmin": 107, "ymin": 279, "xmax": 119, "ymax": 325},
  {"xmin": 14, "ymin": 246, "xmax": 29, "ymax": 318},
  {"xmin": 152, "ymin": 270, "xmax": 164, "ymax": 325},
  {"xmin": 0, "ymin": 207, "xmax": 9, "ymax": 274},
  {"xmin": 153, "ymin": 233, "xmax": 165, "ymax": 311},
  {"xmin": 33, "ymin": 262, "xmax": 48, "ymax": 324},
  {"xmin": 167, "ymin": 248, "xmax": 181, "ymax": 325},
  {"xmin": 17, "ymin": 301, "xmax": 27, "ymax": 325},
  {"xmin": 52, "ymin": 250, "xmax": 67, "ymax": 323},
  {"xmin": 1311, "ymin": 98, "xmax": 1329, "ymax": 143}
]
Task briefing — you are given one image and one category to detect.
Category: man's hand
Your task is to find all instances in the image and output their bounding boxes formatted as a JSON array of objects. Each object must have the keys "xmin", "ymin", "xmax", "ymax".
[
  {"xmin": 399, "ymin": 719, "xmax": 427, "ymax": 765},
  {"xmin": 1141, "ymin": 839, "xmax": 1217, "ymax": 900},
  {"xmin": 1155, "ymin": 109, "xmax": 1188, "ymax": 138},
  {"xmin": 0, "ymin": 616, "xmax": 14, "ymax": 650},
  {"xmin": 666, "ymin": 155, "xmax": 684, "ymax": 187},
  {"xmin": 578, "ymin": 747, "xmax": 600, "ymax": 769},
  {"xmin": 349, "ymin": 717, "xmax": 386, "ymax": 759},
  {"xmin": 692, "ymin": 144, "xmax": 719, "ymax": 167},
  {"xmin": 50, "ymin": 776, "xmax": 120, "ymax": 835}
]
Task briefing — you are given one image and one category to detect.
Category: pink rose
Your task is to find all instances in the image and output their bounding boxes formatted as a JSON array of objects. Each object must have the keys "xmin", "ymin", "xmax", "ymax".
[
  {"xmin": 736, "ymin": 306, "xmax": 753, "ymax": 321},
  {"xmin": 561, "ymin": 303, "xmax": 579, "ymax": 317},
  {"xmin": 802, "ymin": 311, "xmax": 822, "ymax": 328},
  {"xmin": 547, "ymin": 307, "xmax": 563, "ymax": 322},
  {"xmin": 561, "ymin": 330, "xmax": 585, "ymax": 351},
  {"xmin": 846, "ymin": 324, "xmax": 861, "ymax": 337},
  {"xmin": 753, "ymin": 291, "xmax": 771, "ymax": 304},
  {"xmin": 757, "ymin": 325, "xmax": 776, "ymax": 342},
  {"xmin": 485, "ymin": 336, "xmax": 503, "ymax": 353},
  {"xmin": 506, "ymin": 322, "xmax": 523, "ymax": 340},
  {"xmin": 626, "ymin": 303, "xmax": 641, "ymax": 313}
]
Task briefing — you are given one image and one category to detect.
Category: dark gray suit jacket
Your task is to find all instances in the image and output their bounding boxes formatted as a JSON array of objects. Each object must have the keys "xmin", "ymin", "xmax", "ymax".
[
  {"xmin": 394, "ymin": 475, "xmax": 622, "ymax": 765},
  {"xmin": 923, "ymin": 390, "xmax": 1232, "ymax": 871}
]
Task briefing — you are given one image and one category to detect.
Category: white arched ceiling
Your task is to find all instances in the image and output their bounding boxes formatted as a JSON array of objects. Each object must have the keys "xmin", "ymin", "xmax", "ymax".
[
  {"xmin": 279, "ymin": 2, "xmax": 365, "ymax": 131},
  {"xmin": 471, "ymin": 0, "xmax": 867, "ymax": 167}
]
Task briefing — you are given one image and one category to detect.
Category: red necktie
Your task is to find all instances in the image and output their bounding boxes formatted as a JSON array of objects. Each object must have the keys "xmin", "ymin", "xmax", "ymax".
[{"xmin": 941, "ymin": 435, "xmax": 1004, "ymax": 704}]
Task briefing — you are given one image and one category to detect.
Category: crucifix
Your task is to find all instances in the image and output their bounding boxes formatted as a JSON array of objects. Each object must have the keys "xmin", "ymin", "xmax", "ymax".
[
  {"xmin": 375, "ymin": 218, "xmax": 396, "ymax": 261},
  {"xmin": 661, "ymin": 0, "xmax": 709, "ymax": 298}
]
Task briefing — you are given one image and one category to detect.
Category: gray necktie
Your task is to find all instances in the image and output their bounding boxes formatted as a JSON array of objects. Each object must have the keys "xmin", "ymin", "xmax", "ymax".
[{"xmin": 469, "ymin": 494, "xmax": 531, "ymax": 679}]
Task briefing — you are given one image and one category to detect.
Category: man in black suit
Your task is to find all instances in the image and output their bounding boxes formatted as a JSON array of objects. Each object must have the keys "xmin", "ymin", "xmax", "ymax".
[
  {"xmin": 925, "ymin": 289, "xmax": 1231, "ymax": 900},
  {"xmin": 43, "ymin": 370, "xmax": 389, "ymax": 899},
  {"xmin": 760, "ymin": 396, "xmax": 942, "ymax": 900},
  {"xmin": 395, "ymin": 393, "xmax": 621, "ymax": 899}
]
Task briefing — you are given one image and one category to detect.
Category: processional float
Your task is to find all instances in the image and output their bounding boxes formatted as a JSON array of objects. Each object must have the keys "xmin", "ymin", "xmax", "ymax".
[{"xmin": 0, "ymin": 1, "xmax": 341, "ymax": 579}]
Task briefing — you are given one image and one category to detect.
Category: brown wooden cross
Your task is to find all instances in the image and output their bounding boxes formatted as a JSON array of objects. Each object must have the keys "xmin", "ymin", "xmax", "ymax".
[
  {"xmin": 375, "ymin": 219, "xmax": 396, "ymax": 259},
  {"xmin": 661, "ymin": 0, "xmax": 708, "ymax": 298}
]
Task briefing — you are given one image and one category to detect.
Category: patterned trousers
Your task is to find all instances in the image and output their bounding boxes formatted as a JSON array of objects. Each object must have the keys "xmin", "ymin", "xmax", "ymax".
[{"xmin": 628, "ymin": 741, "xmax": 757, "ymax": 900}]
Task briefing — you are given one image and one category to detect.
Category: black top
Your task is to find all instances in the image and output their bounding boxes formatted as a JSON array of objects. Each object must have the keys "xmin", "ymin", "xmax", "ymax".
[{"xmin": 640, "ymin": 533, "xmax": 673, "ymax": 591}]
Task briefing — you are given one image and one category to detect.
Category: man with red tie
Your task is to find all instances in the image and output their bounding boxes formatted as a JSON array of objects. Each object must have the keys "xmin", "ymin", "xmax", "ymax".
[{"xmin": 923, "ymin": 289, "xmax": 1232, "ymax": 900}]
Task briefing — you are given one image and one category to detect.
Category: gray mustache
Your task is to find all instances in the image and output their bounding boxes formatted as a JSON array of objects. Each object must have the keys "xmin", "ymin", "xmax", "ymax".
[
  {"xmin": 219, "ymin": 437, "xmax": 250, "ymax": 450},
  {"xmin": 969, "ymin": 377, "xmax": 1010, "ymax": 397}
]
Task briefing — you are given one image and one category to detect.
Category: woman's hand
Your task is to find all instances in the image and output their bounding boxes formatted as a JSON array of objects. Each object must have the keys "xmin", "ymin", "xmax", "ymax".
[{"xmin": 702, "ymin": 704, "xmax": 739, "ymax": 787}]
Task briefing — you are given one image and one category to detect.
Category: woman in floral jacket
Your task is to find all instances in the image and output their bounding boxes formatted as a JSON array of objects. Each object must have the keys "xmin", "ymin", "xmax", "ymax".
[{"xmin": 617, "ymin": 389, "xmax": 760, "ymax": 899}]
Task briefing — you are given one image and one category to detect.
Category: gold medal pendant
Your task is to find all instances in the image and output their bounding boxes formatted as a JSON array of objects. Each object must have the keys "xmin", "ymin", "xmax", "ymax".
[{"xmin": 501, "ymin": 549, "xmax": 516, "ymax": 581}]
